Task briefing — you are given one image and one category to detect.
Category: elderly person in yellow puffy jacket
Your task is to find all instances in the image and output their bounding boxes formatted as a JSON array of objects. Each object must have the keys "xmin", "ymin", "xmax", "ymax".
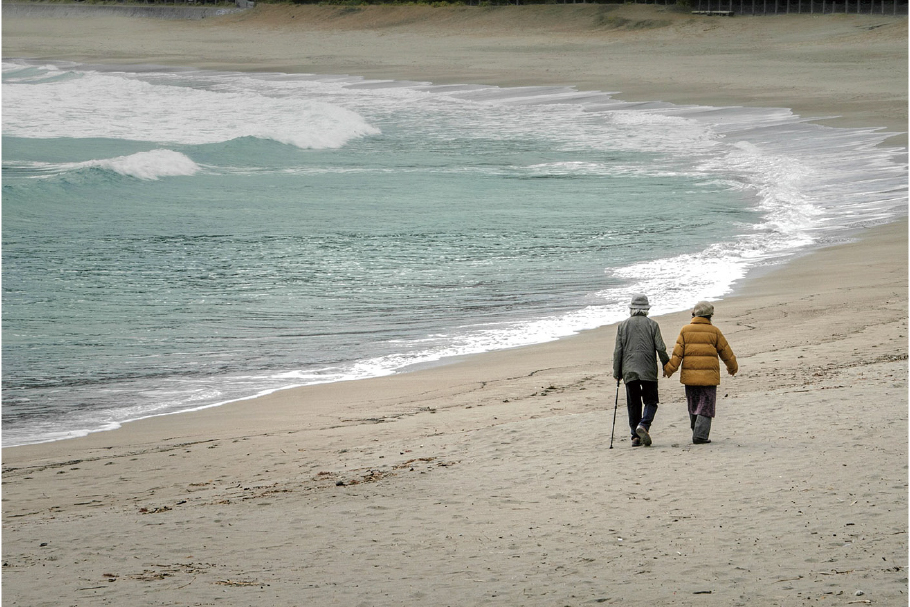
[{"xmin": 663, "ymin": 301, "xmax": 738, "ymax": 444}]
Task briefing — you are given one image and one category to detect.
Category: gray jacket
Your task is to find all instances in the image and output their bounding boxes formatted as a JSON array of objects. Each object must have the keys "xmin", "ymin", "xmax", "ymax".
[{"xmin": 613, "ymin": 313, "xmax": 670, "ymax": 383}]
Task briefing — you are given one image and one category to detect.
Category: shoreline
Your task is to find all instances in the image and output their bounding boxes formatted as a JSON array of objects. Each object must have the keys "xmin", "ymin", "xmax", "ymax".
[
  {"xmin": 2, "ymin": 215, "xmax": 902, "ymax": 450},
  {"xmin": 2, "ymin": 6, "xmax": 907, "ymax": 605},
  {"xmin": 4, "ymin": 217, "xmax": 905, "ymax": 457},
  {"xmin": 4, "ymin": 19, "xmax": 906, "ymax": 447}
]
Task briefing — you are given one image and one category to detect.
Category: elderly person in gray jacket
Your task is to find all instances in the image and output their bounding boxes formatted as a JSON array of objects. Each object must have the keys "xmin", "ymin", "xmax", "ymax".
[{"xmin": 613, "ymin": 294, "xmax": 670, "ymax": 447}]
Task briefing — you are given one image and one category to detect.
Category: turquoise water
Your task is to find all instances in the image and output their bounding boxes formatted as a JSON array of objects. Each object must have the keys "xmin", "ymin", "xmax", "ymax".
[{"xmin": 3, "ymin": 61, "xmax": 906, "ymax": 446}]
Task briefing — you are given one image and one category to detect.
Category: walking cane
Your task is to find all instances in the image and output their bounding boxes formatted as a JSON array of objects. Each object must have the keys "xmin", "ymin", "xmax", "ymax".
[{"xmin": 609, "ymin": 380, "xmax": 620, "ymax": 449}]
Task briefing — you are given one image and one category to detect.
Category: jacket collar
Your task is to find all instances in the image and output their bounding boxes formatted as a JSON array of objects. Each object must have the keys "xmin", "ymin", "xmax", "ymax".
[{"xmin": 691, "ymin": 316, "xmax": 713, "ymax": 325}]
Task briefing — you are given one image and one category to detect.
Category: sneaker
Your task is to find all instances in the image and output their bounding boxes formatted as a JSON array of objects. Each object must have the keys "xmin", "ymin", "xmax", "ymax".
[
  {"xmin": 635, "ymin": 425, "xmax": 652, "ymax": 447},
  {"xmin": 631, "ymin": 437, "xmax": 641, "ymax": 447},
  {"xmin": 693, "ymin": 438, "xmax": 712, "ymax": 444}
]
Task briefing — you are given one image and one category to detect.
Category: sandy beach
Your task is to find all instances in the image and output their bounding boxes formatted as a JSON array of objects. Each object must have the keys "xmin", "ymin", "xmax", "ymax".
[{"xmin": 2, "ymin": 4, "xmax": 908, "ymax": 605}]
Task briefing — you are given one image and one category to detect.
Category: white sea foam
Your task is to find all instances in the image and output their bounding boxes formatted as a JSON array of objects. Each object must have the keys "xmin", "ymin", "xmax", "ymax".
[
  {"xmin": 299, "ymin": 77, "xmax": 906, "ymax": 373},
  {"xmin": 5, "ymin": 150, "xmax": 201, "ymax": 180},
  {"xmin": 87, "ymin": 149, "xmax": 201, "ymax": 180},
  {"xmin": 2, "ymin": 63, "xmax": 380, "ymax": 148}
]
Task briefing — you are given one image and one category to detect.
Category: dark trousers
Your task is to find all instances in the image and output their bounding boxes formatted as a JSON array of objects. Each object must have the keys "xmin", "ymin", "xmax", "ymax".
[
  {"xmin": 625, "ymin": 380, "xmax": 659, "ymax": 439},
  {"xmin": 686, "ymin": 385, "xmax": 716, "ymax": 442},
  {"xmin": 689, "ymin": 414, "xmax": 713, "ymax": 442}
]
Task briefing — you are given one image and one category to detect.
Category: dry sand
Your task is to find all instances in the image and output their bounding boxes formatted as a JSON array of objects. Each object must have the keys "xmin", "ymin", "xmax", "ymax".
[{"xmin": 2, "ymin": 5, "xmax": 908, "ymax": 606}]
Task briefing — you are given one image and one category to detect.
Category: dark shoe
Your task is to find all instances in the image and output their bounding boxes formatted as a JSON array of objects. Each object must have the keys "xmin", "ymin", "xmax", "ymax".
[
  {"xmin": 631, "ymin": 437, "xmax": 641, "ymax": 447},
  {"xmin": 636, "ymin": 425, "xmax": 652, "ymax": 447},
  {"xmin": 693, "ymin": 438, "xmax": 712, "ymax": 444}
]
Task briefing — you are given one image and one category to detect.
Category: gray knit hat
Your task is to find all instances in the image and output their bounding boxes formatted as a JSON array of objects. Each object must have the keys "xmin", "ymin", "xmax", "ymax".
[
  {"xmin": 692, "ymin": 301, "xmax": 715, "ymax": 317},
  {"xmin": 629, "ymin": 294, "xmax": 651, "ymax": 310}
]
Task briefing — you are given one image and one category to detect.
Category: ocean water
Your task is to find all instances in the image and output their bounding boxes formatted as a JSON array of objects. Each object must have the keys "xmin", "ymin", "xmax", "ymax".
[{"xmin": 2, "ymin": 59, "xmax": 906, "ymax": 447}]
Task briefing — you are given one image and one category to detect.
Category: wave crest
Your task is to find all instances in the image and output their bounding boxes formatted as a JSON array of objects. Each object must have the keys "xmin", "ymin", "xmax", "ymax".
[
  {"xmin": 2, "ymin": 64, "xmax": 381, "ymax": 149},
  {"xmin": 85, "ymin": 149, "xmax": 201, "ymax": 180}
]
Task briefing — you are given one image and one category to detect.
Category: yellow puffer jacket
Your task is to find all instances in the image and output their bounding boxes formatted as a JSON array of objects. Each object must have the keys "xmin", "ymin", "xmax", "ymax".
[{"xmin": 664, "ymin": 317, "xmax": 738, "ymax": 386}]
